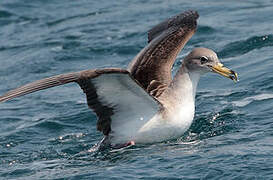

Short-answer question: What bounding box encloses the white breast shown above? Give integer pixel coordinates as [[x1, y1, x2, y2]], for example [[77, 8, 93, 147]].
[[112, 98, 194, 144]]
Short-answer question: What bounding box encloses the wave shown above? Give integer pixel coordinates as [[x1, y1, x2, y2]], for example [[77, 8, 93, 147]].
[[198, 25, 216, 34], [35, 120, 74, 130], [218, 35, 273, 58], [46, 10, 108, 27], [0, 10, 13, 18]]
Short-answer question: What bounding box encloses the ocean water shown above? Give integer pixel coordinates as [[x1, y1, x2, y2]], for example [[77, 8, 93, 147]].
[[0, 0, 273, 179]]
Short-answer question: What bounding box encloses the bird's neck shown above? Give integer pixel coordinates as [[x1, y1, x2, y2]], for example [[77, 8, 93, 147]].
[[169, 64, 200, 105], [158, 63, 200, 129]]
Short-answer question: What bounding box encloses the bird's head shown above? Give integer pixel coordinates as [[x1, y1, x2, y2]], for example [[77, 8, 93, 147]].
[[184, 47, 238, 82]]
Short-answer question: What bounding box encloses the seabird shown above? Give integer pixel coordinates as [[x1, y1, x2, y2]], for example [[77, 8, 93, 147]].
[[0, 10, 237, 148]]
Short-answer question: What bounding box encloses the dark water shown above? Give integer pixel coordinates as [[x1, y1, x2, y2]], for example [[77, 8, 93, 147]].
[[1, 0, 273, 179]]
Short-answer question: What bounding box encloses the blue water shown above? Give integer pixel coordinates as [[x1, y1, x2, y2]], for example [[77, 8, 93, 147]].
[[1, 0, 273, 179]]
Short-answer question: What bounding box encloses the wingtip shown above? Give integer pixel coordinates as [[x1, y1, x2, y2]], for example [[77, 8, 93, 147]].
[[147, 10, 199, 43], [0, 92, 23, 103], [174, 10, 199, 24], [0, 95, 11, 103], [0, 98, 6, 103], [186, 10, 199, 19]]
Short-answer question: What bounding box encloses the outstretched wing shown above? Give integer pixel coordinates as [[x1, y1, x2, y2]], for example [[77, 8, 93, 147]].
[[0, 68, 161, 136], [128, 10, 199, 96]]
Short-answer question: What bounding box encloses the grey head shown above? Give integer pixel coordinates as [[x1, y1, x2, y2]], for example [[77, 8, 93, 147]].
[[183, 47, 238, 81]]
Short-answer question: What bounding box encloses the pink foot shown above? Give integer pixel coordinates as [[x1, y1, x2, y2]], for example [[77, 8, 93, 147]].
[[127, 140, 135, 146], [112, 140, 135, 149]]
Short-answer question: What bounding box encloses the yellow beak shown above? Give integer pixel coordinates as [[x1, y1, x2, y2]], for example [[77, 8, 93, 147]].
[[211, 63, 238, 82]]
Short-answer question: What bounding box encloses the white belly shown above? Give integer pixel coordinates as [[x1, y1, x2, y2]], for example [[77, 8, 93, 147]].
[[137, 103, 195, 143], [110, 102, 195, 144]]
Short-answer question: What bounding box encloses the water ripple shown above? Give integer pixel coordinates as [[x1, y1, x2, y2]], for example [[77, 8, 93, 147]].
[[219, 35, 273, 58]]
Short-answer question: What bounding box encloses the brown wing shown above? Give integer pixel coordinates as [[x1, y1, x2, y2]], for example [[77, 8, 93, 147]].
[[128, 10, 199, 95], [0, 68, 161, 136]]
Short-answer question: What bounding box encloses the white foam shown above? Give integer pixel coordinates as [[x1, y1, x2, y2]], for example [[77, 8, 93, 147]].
[[51, 46, 63, 52], [233, 93, 273, 107]]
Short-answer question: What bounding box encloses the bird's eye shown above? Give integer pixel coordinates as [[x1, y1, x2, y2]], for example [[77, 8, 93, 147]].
[[200, 56, 209, 64]]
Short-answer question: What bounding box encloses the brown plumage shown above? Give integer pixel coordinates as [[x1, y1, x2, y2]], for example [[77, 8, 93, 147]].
[[129, 10, 198, 93]]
